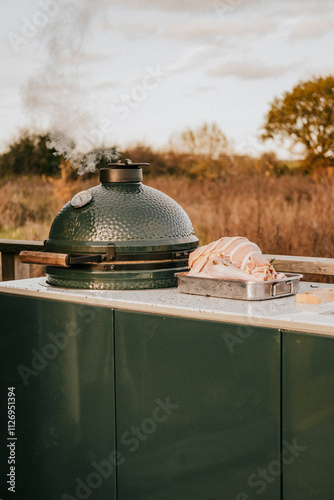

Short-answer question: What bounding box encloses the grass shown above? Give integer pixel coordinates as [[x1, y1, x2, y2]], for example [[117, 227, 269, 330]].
[[0, 173, 333, 281], [148, 174, 334, 258]]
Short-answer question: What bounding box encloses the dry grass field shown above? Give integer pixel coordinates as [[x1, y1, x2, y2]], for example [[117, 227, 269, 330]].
[[0, 172, 333, 270], [150, 174, 334, 258]]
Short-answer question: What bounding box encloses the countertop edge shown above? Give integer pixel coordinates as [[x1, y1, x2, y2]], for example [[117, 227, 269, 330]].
[[1, 283, 334, 337]]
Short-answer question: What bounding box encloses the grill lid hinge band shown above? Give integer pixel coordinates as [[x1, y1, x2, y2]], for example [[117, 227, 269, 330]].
[[106, 244, 116, 261]]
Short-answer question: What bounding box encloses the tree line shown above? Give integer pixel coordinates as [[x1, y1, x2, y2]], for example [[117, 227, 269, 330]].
[[0, 75, 333, 179]]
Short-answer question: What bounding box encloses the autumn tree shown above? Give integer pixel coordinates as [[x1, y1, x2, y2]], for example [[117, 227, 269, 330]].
[[0, 132, 61, 177], [168, 122, 235, 179], [260, 75, 334, 167], [169, 122, 229, 159]]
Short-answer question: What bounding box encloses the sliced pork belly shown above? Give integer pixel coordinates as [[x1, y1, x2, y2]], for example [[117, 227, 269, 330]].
[[188, 236, 285, 281]]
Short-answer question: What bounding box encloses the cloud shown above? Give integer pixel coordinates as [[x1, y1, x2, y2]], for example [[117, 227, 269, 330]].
[[209, 59, 295, 80], [282, 0, 333, 16], [165, 18, 246, 40], [299, 66, 334, 81], [104, 0, 220, 13], [60, 52, 110, 65], [291, 16, 334, 39], [92, 81, 118, 91], [165, 17, 277, 41], [167, 45, 220, 74], [100, 17, 158, 39], [104, 0, 331, 16]]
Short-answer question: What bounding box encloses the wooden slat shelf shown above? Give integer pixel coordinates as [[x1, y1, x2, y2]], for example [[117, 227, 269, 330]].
[[0, 239, 44, 253], [264, 255, 334, 276], [0, 240, 44, 281]]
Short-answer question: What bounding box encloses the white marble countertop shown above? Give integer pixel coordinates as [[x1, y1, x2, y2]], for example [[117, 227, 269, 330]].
[[0, 278, 334, 336]]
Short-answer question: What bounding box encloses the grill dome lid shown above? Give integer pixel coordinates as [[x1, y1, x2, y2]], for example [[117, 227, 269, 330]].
[[45, 159, 198, 255]]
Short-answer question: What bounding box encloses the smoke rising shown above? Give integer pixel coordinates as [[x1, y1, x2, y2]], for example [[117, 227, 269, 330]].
[[21, 0, 118, 174]]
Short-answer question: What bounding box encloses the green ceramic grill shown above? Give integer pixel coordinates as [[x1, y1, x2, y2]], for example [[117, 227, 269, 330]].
[[20, 160, 198, 289]]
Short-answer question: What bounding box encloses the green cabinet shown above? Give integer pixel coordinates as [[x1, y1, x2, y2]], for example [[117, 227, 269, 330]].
[[6, 293, 329, 499], [114, 311, 281, 500], [0, 294, 116, 500], [282, 331, 334, 499]]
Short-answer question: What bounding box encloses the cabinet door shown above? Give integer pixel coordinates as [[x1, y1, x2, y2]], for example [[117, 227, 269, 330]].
[[0, 294, 115, 500], [115, 311, 281, 500], [282, 331, 334, 500]]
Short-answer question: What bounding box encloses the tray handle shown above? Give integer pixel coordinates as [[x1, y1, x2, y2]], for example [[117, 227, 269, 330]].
[[272, 280, 293, 297]]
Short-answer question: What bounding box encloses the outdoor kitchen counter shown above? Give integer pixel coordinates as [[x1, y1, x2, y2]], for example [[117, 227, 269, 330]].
[[0, 277, 333, 336]]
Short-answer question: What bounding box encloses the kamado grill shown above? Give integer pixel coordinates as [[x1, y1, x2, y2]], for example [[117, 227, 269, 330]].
[[20, 159, 198, 289]]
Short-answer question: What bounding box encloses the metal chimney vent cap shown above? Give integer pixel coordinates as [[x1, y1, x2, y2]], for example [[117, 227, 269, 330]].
[[100, 159, 150, 183]]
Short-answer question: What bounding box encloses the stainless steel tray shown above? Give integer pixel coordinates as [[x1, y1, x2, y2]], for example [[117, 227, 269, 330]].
[[176, 272, 303, 301]]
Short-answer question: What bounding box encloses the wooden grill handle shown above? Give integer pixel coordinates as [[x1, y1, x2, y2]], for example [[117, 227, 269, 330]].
[[19, 251, 71, 267]]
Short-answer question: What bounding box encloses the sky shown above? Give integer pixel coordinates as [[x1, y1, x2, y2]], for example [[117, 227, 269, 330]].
[[0, 0, 334, 163]]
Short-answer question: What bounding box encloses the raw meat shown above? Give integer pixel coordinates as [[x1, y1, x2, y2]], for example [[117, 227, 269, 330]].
[[188, 236, 285, 281]]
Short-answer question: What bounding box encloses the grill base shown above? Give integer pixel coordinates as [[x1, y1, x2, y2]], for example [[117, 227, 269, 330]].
[[46, 266, 188, 290]]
